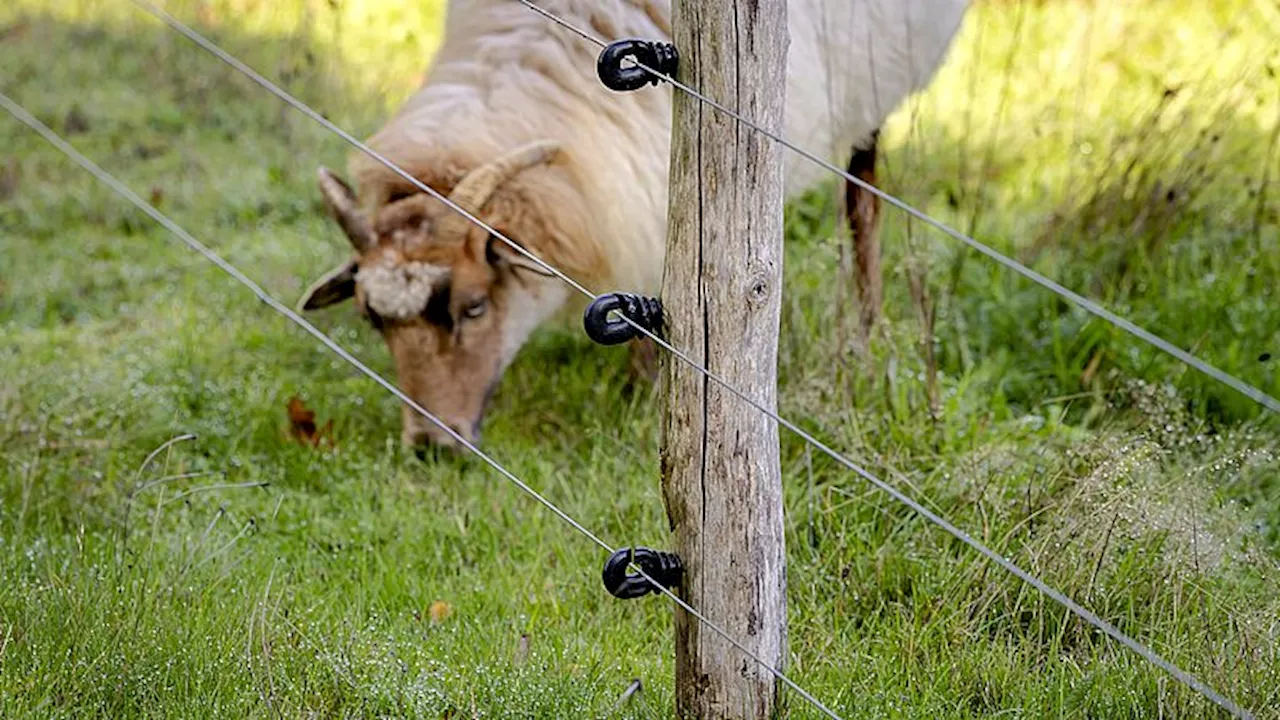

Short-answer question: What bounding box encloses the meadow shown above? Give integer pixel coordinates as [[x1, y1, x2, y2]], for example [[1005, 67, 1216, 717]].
[[2, 0, 1279, 717]]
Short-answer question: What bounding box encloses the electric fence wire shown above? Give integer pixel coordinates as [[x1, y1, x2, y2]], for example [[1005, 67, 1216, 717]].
[[521, 4, 1262, 715], [0, 88, 849, 720], [82, 2, 1265, 716], [516, 0, 1280, 417]]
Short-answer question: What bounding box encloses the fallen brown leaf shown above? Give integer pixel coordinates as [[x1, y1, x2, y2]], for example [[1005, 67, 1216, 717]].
[[428, 600, 452, 624], [285, 395, 334, 448], [428, 600, 451, 624]]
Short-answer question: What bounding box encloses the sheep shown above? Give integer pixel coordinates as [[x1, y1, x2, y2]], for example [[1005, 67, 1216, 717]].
[[298, 0, 969, 448]]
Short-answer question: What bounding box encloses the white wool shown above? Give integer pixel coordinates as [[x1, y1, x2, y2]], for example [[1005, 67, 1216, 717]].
[[354, 0, 968, 318], [359, 258, 448, 320], [359, 0, 968, 297], [784, 0, 970, 190]]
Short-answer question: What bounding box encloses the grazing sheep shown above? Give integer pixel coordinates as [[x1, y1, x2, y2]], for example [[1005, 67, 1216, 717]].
[[299, 0, 969, 448]]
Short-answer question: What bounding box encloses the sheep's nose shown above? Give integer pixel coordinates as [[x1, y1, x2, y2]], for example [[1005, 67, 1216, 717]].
[[403, 420, 480, 456]]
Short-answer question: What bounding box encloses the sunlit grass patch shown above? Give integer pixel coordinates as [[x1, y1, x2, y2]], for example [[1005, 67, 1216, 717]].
[[2, 0, 1278, 717]]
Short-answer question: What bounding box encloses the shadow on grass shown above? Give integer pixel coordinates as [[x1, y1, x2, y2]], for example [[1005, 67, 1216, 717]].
[[2, 6, 1280, 719]]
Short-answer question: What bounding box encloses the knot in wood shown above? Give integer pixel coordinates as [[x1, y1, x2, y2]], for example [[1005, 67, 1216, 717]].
[[745, 272, 773, 307]]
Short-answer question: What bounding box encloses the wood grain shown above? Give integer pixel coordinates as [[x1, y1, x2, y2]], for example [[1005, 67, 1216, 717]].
[[661, 1, 788, 717]]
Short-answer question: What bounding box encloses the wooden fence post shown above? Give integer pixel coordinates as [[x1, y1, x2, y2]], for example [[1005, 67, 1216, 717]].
[[660, 1, 788, 718]]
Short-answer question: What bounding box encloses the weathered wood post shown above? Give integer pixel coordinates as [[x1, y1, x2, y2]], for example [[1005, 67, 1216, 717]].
[[660, 1, 788, 718]]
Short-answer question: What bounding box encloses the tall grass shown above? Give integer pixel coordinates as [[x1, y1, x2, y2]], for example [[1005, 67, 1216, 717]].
[[1, 0, 1278, 717]]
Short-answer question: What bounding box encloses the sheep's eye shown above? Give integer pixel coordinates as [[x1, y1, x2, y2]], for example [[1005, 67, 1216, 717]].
[[462, 299, 488, 319]]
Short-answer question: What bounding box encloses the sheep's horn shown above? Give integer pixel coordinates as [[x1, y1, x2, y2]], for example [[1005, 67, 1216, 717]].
[[446, 140, 562, 215], [317, 167, 376, 252]]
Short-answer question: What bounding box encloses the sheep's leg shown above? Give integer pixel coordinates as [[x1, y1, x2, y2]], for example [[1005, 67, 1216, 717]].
[[845, 130, 883, 340]]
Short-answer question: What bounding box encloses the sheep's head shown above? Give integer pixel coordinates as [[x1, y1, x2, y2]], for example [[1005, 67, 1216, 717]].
[[298, 141, 569, 450]]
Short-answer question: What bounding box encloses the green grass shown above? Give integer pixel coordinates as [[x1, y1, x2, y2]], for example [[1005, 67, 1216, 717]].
[[2, 0, 1279, 717]]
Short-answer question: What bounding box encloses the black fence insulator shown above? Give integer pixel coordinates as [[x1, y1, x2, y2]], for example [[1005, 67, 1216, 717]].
[[583, 292, 663, 345], [596, 39, 679, 92], [602, 547, 683, 600]]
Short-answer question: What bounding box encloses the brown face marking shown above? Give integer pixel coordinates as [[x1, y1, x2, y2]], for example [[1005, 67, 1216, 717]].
[[347, 202, 511, 448], [300, 142, 581, 449]]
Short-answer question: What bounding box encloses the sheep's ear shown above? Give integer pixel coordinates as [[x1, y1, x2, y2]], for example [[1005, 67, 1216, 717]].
[[486, 235, 557, 279], [298, 260, 357, 311]]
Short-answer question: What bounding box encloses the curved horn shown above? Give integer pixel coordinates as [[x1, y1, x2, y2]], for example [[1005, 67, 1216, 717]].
[[447, 140, 562, 214], [318, 167, 376, 252]]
